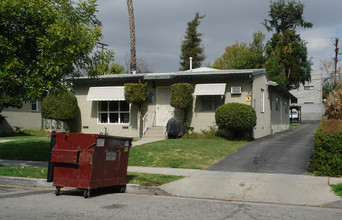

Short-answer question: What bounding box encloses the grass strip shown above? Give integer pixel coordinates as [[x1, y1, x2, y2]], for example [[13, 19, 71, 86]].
[[331, 183, 342, 197], [0, 166, 183, 186], [0, 138, 51, 161], [129, 139, 246, 169]]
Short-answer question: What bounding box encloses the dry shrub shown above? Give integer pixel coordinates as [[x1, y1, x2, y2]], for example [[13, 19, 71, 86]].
[[325, 83, 342, 119]]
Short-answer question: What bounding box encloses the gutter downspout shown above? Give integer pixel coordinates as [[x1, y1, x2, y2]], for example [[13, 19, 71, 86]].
[[250, 74, 254, 138]]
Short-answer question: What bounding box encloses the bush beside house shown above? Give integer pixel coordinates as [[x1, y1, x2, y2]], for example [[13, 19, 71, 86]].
[[215, 102, 256, 138], [313, 119, 342, 176], [170, 83, 194, 133], [124, 81, 148, 136], [41, 91, 79, 132]]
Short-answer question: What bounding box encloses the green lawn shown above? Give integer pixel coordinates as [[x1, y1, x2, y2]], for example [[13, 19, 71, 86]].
[[128, 139, 247, 169], [0, 138, 51, 161], [0, 136, 247, 169], [0, 166, 183, 186], [0, 134, 245, 186], [331, 183, 342, 197]]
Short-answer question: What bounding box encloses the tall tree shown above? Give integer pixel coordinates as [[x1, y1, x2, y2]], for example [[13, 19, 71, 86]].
[[126, 0, 136, 73], [79, 49, 124, 76], [212, 31, 266, 69], [320, 58, 342, 100], [264, 0, 313, 90], [0, 0, 102, 112], [179, 12, 206, 71]]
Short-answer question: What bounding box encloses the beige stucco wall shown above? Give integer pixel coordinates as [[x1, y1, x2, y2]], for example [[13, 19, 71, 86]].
[[1, 102, 42, 132], [190, 78, 253, 133], [252, 74, 272, 139], [75, 85, 139, 137]]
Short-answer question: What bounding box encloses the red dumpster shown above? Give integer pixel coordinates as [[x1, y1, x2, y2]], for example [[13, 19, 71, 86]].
[[50, 132, 132, 198]]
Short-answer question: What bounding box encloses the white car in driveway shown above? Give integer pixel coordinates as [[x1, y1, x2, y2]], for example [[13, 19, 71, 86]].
[[290, 111, 299, 122]]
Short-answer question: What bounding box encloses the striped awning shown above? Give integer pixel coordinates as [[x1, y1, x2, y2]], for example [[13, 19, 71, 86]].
[[86, 86, 125, 101], [194, 84, 226, 96]]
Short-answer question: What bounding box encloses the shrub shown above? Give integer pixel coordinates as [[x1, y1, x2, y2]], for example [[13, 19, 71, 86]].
[[170, 83, 193, 109], [41, 91, 79, 132], [182, 126, 222, 139], [124, 81, 148, 107], [124, 81, 148, 136], [215, 102, 256, 137], [325, 82, 342, 119], [313, 119, 342, 176], [170, 83, 194, 133]]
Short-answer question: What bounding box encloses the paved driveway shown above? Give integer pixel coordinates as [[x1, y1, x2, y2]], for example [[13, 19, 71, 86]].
[[209, 121, 320, 174]]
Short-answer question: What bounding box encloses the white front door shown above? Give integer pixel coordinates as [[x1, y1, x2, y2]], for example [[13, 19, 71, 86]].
[[156, 87, 174, 126]]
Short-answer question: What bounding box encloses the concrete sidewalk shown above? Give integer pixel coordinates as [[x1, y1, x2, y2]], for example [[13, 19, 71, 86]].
[[159, 170, 342, 207], [1, 159, 342, 207]]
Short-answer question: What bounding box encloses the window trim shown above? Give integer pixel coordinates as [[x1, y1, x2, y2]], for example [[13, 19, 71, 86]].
[[97, 101, 130, 124], [260, 89, 265, 113]]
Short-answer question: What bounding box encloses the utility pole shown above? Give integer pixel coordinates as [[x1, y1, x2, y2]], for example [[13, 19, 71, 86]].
[[334, 37, 339, 83], [97, 42, 108, 65]]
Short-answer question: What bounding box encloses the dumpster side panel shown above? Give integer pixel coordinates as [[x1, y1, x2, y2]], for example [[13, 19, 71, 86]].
[[52, 133, 132, 192], [89, 137, 132, 188], [52, 133, 98, 189]]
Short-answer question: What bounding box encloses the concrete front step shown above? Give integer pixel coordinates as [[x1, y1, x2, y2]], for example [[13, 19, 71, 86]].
[[143, 127, 165, 139]]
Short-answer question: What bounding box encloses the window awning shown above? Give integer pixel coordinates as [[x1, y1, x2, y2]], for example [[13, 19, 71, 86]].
[[86, 86, 125, 101], [194, 83, 226, 96]]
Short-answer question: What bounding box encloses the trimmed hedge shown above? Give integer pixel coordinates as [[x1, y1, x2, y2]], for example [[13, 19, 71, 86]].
[[41, 91, 79, 132], [313, 119, 342, 176], [215, 102, 256, 136], [170, 83, 194, 110], [124, 81, 148, 107]]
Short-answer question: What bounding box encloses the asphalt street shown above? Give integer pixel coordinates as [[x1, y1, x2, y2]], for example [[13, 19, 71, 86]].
[[209, 121, 320, 174], [1, 184, 342, 220]]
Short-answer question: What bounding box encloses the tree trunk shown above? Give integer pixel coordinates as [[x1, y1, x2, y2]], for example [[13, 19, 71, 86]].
[[137, 106, 141, 137], [126, 0, 136, 73]]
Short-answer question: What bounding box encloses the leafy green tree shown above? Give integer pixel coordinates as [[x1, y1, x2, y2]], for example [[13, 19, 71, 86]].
[[41, 91, 79, 132], [0, 0, 102, 112], [179, 12, 206, 71], [212, 31, 266, 69], [81, 49, 125, 76], [170, 83, 194, 133], [264, 0, 313, 90], [124, 81, 148, 136]]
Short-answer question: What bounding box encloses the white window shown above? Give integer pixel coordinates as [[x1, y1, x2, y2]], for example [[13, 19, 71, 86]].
[[31, 100, 38, 111], [275, 97, 280, 111], [98, 101, 130, 124], [260, 89, 264, 113], [201, 96, 224, 111], [304, 86, 314, 90]]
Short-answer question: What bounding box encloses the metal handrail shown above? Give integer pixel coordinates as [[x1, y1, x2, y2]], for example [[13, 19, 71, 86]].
[[142, 111, 156, 136]]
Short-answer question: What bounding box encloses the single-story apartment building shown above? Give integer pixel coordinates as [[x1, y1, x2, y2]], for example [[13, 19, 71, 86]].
[[72, 67, 296, 139]]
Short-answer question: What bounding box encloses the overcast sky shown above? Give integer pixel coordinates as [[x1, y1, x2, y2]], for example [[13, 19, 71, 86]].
[[95, 0, 342, 73]]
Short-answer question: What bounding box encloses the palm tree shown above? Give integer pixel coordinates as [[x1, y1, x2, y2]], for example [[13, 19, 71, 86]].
[[126, 0, 136, 74]]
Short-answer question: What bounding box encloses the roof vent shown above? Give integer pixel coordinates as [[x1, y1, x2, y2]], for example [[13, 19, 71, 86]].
[[231, 86, 241, 94]]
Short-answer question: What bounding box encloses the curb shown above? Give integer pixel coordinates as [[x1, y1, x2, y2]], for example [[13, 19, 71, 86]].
[[0, 176, 169, 196], [0, 176, 52, 188]]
